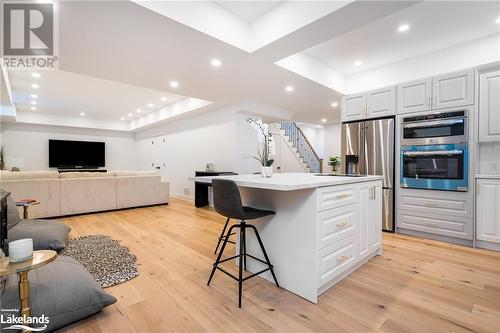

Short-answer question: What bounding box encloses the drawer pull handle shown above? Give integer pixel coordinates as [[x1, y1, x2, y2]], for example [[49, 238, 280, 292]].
[[424, 203, 439, 207], [425, 223, 438, 228], [337, 256, 348, 263], [336, 193, 350, 198], [336, 221, 349, 228]]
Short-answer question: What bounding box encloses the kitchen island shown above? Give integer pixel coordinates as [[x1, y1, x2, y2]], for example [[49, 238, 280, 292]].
[[194, 173, 383, 303]]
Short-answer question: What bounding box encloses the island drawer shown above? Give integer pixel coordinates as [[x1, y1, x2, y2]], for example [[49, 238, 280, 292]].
[[317, 184, 358, 212], [317, 234, 356, 287], [317, 203, 357, 249]]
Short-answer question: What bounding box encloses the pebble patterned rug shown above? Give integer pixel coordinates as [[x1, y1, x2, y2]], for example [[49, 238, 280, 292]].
[[61, 235, 139, 288]]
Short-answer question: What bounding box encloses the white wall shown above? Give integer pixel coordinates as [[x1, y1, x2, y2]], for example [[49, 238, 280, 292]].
[[323, 123, 342, 173], [0, 122, 138, 170]]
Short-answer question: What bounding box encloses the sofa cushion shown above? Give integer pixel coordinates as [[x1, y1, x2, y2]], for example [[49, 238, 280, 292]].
[[0, 171, 59, 180], [8, 219, 71, 250], [1, 256, 117, 332], [114, 170, 158, 177], [59, 172, 113, 179], [6, 195, 21, 230]]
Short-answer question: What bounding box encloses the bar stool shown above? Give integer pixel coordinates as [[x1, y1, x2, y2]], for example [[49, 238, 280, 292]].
[[207, 179, 279, 307], [213, 173, 238, 254]]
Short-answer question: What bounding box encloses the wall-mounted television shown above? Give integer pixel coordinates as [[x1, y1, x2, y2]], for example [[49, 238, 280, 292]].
[[49, 139, 105, 169]]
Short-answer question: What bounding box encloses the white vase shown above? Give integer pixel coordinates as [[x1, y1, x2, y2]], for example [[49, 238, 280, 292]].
[[261, 166, 273, 178]]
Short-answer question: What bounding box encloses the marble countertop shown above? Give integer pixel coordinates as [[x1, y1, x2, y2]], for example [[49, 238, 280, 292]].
[[193, 172, 383, 191]]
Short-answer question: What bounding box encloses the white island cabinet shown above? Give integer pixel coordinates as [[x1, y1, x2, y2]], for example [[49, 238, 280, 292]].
[[195, 173, 383, 303]]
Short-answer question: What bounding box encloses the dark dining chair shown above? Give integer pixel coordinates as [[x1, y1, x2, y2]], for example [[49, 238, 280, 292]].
[[207, 179, 279, 307]]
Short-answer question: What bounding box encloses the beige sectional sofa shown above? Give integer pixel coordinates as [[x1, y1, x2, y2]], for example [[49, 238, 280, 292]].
[[0, 170, 169, 218]]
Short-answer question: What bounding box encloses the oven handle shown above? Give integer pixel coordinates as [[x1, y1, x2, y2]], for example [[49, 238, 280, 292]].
[[402, 119, 464, 128], [403, 150, 463, 156]]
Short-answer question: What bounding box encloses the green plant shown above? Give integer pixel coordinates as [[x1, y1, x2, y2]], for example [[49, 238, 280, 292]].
[[247, 117, 274, 167], [328, 156, 340, 172]]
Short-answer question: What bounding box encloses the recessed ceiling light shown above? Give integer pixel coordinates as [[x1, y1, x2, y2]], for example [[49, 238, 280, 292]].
[[136, 109, 142, 113], [30, 101, 37, 105], [211, 59, 222, 67], [321, 118, 327, 123], [496, 16, 500, 24], [120, 117, 125, 121], [354, 60, 363, 67], [147, 103, 154, 108], [30, 107, 36, 111], [331, 102, 338, 107], [169, 81, 179, 88], [31, 72, 41, 78], [79, 112, 85, 116], [31, 84, 39, 89], [285, 85, 294, 92], [30, 94, 38, 98], [127, 113, 133, 117], [160, 96, 167, 101], [398, 24, 410, 32]]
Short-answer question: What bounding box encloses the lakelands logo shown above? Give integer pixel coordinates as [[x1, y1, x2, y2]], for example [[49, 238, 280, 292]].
[[1, 309, 49, 331], [1, 2, 58, 69]]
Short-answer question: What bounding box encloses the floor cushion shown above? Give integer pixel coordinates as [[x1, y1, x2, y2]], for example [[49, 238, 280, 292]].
[[1, 256, 117, 332], [8, 219, 71, 251]]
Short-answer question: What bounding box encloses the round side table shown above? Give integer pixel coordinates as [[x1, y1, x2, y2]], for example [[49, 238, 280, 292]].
[[15, 201, 40, 219], [0, 250, 57, 326]]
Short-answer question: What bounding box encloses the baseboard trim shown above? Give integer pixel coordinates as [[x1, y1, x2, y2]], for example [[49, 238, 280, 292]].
[[475, 240, 500, 252], [397, 228, 473, 247]]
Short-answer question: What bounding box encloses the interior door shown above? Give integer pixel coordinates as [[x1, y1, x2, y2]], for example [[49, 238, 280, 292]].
[[341, 122, 365, 174], [365, 118, 394, 188]]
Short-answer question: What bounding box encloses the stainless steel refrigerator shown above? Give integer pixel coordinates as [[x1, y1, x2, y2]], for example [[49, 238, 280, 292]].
[[341, 118, 395, 231]]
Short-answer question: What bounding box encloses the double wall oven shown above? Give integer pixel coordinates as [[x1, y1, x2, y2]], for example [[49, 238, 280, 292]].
[[400, 109, 469, 192]]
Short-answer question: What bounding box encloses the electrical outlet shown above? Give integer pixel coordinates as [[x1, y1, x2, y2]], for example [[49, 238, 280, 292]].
[[491, 162, 498, 171]]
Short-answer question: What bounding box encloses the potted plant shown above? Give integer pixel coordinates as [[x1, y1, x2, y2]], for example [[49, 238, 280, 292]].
[[247, 117, 274, 177], [328, 156, 341, 174]]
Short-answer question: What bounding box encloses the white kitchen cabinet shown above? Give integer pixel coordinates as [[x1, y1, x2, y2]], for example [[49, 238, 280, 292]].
[[358, 183, 382, 260], [366, 86, 396, 118], [476, 179, 500, 244], [432, 70, 474, 109], [342, 93, 366, 122], [397, 78, 432, 114], [479, 70, 500, 142]]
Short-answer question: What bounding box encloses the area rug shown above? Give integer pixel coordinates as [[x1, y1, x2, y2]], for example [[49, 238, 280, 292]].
[[61, 235, 139, 288]]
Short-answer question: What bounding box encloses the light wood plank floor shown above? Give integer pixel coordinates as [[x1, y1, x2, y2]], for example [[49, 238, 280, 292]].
[[56, 198, 500, 333]]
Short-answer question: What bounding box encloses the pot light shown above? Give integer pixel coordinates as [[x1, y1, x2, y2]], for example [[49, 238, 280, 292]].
[[79, 112, 85, 116], [127, 113, 133, 117], [398, 24, 410, 32], [211, 59, 221, 67], [31, 72, 41, 78], [136, 109, 142, 113], [30, 107, 36, 111], [30, 101, 37, 105], [160, 96, 167, 101], [354, 60, 363, 67], [30, 94, 38, 98], [331, 102, 338, 107], [285, 85, 294, 92], [120, 117, 125, 121], [147, 103, 154, 108], [31, 84, 39, 89], [321, 118, 327, 123], [169, 81, 179, 88], [496, 16, 500, 24]]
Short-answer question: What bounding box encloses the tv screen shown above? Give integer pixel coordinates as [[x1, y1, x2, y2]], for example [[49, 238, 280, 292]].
[[49, 139, 105, 168]]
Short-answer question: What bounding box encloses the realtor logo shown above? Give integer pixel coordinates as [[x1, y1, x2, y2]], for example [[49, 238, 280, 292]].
[[1, 2, 58, 69]]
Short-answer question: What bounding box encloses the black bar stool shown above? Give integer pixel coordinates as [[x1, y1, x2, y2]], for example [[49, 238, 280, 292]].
[[213, 173, 238, 254], [207, 179, 279, 307]]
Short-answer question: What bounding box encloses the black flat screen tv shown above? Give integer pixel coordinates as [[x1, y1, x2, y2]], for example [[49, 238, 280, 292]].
[[49, 139, 105, 169]]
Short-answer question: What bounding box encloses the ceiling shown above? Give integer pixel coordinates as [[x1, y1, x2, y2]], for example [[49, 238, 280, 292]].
[[213, 1, 283, 23], [304, 1, 500, 75], [9, 70, 184, 122]]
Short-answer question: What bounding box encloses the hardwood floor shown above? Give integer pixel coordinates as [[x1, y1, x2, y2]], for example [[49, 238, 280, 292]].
[[57, 198, 500, 333]]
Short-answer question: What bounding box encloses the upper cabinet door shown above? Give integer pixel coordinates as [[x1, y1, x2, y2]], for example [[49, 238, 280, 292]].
[[366, 86, 395, 119], [479, 70, 500, 142], [397, 78, 432, 114], [342, 93, 366, 122], [433, 69, 474, 109]]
